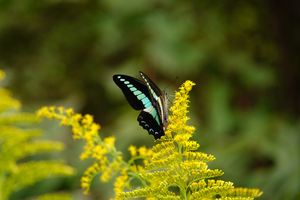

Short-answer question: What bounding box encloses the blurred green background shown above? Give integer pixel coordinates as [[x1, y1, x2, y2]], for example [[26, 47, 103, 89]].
[[1, 0, 299, 199]]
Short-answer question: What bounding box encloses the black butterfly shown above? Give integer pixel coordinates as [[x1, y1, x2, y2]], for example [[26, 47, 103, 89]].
[[113, 71, 169, 140]]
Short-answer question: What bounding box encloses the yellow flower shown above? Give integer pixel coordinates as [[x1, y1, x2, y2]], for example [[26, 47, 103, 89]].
[[137, 165, 145, 173], [99, 156, 109, 171], [60, 116, 71, 126], [71, 113, 82, 122], [100, 168, 113, 182], [89, 123, 101, 137], [128, 145, 137, 157], [113, 169, 129, 197], [57, 106, 64, 114], [81, 162, 101, 194], [65, 108, 74, 117], [82, 114, 94, 129], [92, 144, 107, 160], [130, 164, 137, 173], [138, 146, 147, 156], [72, 126, 82, 139], [37, 107, 52, 119], [104, 136, 116, 149]]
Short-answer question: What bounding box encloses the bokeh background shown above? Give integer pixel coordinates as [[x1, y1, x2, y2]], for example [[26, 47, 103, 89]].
[[1, 0, 299, 199]]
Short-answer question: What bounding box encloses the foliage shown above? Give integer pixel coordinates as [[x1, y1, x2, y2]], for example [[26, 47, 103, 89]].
[[37, 80, 262, 200], [0, 70, 75, 200], [1, 1, 299, 200]]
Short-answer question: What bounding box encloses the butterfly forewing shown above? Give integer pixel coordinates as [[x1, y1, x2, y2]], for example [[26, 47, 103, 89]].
[[139, 72, 163, 101], [113, 75, 152, 110]]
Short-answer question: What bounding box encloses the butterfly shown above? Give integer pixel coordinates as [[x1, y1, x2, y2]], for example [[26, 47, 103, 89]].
[[113, 71, 169, 140]]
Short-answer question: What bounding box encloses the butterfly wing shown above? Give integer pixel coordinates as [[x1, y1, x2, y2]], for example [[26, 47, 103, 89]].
[[113, 75, 152, 110], [138, 109, 164, 140], [139, 71, 169, 125], [113, 73, 168, 140]]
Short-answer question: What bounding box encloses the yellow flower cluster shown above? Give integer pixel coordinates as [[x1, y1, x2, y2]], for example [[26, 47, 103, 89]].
[[0, 87, 21, 112], [111, 169, 129, 200], [81, 162, 103, 193], [37, 106, 121, 194], [38, 107, 100, 138], [223, 187, 263, 198], [127, 145, 153, 166], [82, 146, 123, 193], [138, 146, 153, 157], [165, 80, 196, 142], [119, 80, 197, 199], [120, 80, 262, 199], [38, 106, 147, 197], [190, 180, 234, 200], [37, 106, 102, 160], [128, 145, 137, 156]]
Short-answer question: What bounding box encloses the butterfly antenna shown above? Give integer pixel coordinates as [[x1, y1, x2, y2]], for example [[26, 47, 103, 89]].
[[163, 76, 178, 91], [163, 76, 178, 109]]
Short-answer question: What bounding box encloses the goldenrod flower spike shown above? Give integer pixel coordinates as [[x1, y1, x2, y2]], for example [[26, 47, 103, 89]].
[[164, 80, 196, 141], [37, 105, 154, 196], [119, 80, 262, 200], [0, 70, 75, 200]]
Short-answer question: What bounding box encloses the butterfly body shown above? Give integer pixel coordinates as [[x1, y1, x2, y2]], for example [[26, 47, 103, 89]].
[[113, 72, 169, 140]]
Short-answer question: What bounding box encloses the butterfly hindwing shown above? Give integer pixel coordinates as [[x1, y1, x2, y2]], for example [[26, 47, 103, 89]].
[[113, 72, 168, 140], [138, 110, 164, 140]]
